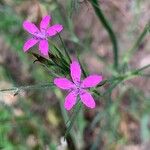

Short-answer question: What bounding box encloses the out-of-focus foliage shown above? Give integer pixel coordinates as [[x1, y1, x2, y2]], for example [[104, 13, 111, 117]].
[[0, 0, 150, 150]]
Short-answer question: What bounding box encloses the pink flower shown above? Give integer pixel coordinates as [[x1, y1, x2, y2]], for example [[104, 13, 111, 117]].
[[23, 15, 63, 56], [54, 61, 103, 110]]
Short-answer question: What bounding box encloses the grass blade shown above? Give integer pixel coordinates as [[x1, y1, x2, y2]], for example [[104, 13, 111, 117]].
[[64, 101, 82, 139], [123, 22, 150, 64], [58, 33, 72, 63], [90, 0, 119, 70]]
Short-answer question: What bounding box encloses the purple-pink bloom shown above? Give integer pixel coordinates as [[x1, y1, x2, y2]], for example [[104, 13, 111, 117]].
[[54, 61, 103, 110], [23, 15, 63, 56]]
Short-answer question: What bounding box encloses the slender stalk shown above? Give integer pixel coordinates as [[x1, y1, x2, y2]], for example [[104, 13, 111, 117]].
[[90, 0, 119, 70], [123, 22, 150, 64], [0, 117, 29, 123], [55, 89, 82, 150], [64, 101, 82, 139], [58, 33, 72, 63], [134, 64, 150, 73], [0, 83, 54, 93], [77, 56, 88, 78], [1, 64, 149, 94]]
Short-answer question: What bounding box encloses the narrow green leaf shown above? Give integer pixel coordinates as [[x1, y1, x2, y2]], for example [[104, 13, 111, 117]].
[[90, 0, 119, 70], [58, 33, 72, 63], [122, 22, 150, 64], [0, 83, 54, 93], [31, 53, 54, 67], [77, 57, 88, 78], [70, 0, 80, 16], [64, 101, 82, 139]]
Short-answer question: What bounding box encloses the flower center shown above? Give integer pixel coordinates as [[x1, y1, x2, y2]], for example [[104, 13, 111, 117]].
[[74, 81, 83, 94], [34, 30, 47, 40]]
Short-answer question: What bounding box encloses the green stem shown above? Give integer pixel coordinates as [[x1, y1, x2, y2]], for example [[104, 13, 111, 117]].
[[0, 117, 29, 123], [134, 64, 150, 73], [55, 89, 81, 150], [0, 83, 54, 93], [1, 64, 149, 94], [3, 64, 149, 93], [90, 0, 119, 70], [64, 101, 82, 139], [123, 22, 150, 64], [58, 33, 72, 63], [77, 57, 88, 78]]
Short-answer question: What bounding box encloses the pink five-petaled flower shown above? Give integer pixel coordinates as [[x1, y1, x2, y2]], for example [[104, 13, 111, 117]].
[[23, 15, 63, 56], [54, 61, 103, 110]]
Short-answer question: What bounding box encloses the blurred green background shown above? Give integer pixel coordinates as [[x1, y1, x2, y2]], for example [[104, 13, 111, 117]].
[[0, 0, 150, 150]]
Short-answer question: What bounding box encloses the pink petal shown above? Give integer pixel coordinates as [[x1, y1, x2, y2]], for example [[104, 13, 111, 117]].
[[81, 75, 103, 88], [40, 15, 51, 32], [47, 24, 63, 36], [80, 90, 95, 109], [23, 21, 40, 35], [39, 40, 49, 56], [23, 38, 38, 52], [70, 61, 81, 84], [64, 91, 77, 110], [54, 78, 74, 90]]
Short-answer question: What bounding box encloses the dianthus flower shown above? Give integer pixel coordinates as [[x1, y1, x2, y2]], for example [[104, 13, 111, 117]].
[[23, 15, 63, 55], [54, 61, 103, 110]]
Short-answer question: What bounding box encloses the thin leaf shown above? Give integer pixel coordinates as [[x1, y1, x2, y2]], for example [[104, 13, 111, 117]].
[[122, 22, 150, 64], [31, 53, 54, 67], [64, 101, 82, 139], [90, 0, 119, 70], [0, 83, 54, 93], [58, 33, 72, 63]]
